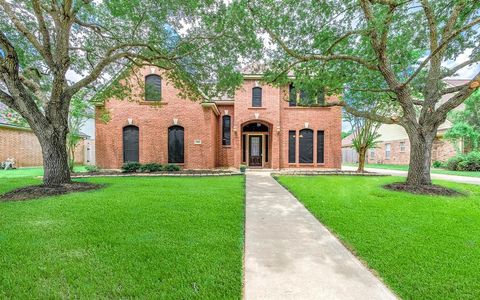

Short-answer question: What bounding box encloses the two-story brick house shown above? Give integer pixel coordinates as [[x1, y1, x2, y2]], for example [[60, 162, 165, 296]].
[[95, 67, 342, 170]]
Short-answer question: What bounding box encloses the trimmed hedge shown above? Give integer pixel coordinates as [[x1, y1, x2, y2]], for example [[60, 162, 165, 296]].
[[122, 162, 181, 173], [446, 152, 480, 171]]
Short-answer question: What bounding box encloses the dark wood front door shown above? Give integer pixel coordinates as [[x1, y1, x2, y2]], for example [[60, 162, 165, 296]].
[[249, 135, 262, 167]]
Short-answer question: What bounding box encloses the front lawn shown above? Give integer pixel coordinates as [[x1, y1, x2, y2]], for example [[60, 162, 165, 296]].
[[344, 163, 480, 178], [0, 176, 245, 299], [277, 175, 480, 299], [0, 165, 87, 179]]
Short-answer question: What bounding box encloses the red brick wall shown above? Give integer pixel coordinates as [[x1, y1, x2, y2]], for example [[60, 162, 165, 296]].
[[95, 68, 217, 169], [0, 126, 85, 167], [279, 87, 342, 169], [95, 68, 342, 170]]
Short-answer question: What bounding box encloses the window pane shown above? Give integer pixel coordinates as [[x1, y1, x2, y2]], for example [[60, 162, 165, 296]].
[[317, 130, 324, 163], [299, 129, 314, 163], [168, 126, 184, 163], [145, 75, 161, 101], [222, 116, 231, 145], [288, 130, 296, 163], [289, 84, 297, 107], [252, 87, 262, 107], [123, 126, 139, 162], [242, 134, 246, 162], [265, 135, 269, 162]]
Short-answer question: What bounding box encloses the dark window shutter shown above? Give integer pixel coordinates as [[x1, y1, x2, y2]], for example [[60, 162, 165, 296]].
[[317, 130, 324, 163], [299, 129, 314, 163], [252, 87, 262, 107], [288, 130, 296, 163], [123, 126, 139, 162], [222, 115, 231, 145], [168, 126, 184, 163], [289, 84, 296, 107], [145, 75, 162, 101]]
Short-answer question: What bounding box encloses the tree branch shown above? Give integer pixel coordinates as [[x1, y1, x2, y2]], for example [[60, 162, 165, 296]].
[[443, 56, 480, 78], [0, 85, 14, 106], [323, 99, 401, 124], [0, 0, 54, 68], [248, 4, 379, 71], [402, 15, 480, 87], [436, 73, 480, 116], [32, 0, 53, 60]]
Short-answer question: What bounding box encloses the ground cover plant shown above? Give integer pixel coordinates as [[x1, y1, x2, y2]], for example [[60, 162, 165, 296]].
[[277, 175, 480, 299], [344, 163, 480, 178], [0, 175, 245, 299]]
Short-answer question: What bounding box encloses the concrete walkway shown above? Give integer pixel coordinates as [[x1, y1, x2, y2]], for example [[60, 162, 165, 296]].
[[244, 171, 396, 300], [342, 165, 480, 185]]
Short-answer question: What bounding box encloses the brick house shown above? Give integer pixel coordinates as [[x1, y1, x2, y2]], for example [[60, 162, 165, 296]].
[[0, 103, 92, 167], [95, 67, 342, 170], [341, 79, 468, 165]]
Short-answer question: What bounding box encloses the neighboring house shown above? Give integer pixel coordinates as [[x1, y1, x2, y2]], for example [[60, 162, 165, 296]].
[[95, 67, 342, 170], [342, 79, 468, 165], [341, 133, 358, 164], [0, 103, 92, 167]]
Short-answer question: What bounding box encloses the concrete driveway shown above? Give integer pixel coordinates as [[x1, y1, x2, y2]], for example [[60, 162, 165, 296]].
[[342, 165, 480, 185]]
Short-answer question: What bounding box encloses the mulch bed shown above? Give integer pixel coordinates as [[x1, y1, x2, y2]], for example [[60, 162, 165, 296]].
[[384, 182, 465, 196], [0, 182, 104, 202]]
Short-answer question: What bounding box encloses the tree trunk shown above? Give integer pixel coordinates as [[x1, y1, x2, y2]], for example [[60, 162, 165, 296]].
[[37, 128, 71, 186], [357, 147, 367, 173], [406, 131, 435, 187]]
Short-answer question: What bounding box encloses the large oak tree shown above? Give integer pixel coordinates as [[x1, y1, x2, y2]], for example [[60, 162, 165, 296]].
[[0, 0, 247, 185], [241, 0, 480, 187]]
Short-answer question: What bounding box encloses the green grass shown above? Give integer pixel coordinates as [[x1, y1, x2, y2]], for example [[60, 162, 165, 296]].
[[0, 176, 245, 299], [344, 163, 480, 178], [0, 166, 87, 179], [277, 175, 480, 299]]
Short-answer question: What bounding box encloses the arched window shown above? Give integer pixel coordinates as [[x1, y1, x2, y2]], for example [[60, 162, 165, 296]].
[[145, 74, 162, 101], [252, 87, 262, 107], [299, 129, 313, 163], [168, 126, 184, 163], [222, 115, 231, 146], [123, 125, 139, 162]]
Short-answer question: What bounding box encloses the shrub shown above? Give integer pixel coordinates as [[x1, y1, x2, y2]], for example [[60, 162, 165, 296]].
[[446, 155, 464, 171], [85, 165, 99, 173], [240, 164, 247, 173], [122, 162, 142, 173], [446, 151, 480, 171], [139, 163, 163, 172], [432, 161, 443, 168], [164, 164, 180, 172], [460, 151, 480, 171]]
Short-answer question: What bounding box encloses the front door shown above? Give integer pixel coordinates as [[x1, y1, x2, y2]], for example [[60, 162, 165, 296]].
[[249, 135, 262, 167]]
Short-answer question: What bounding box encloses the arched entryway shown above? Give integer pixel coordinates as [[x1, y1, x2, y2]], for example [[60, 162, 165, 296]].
[[241, 121, 271, 168]]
